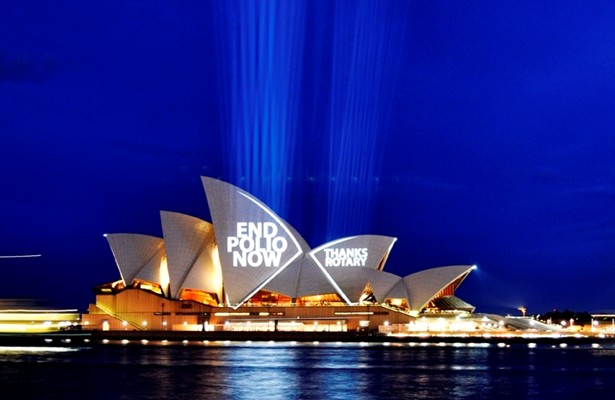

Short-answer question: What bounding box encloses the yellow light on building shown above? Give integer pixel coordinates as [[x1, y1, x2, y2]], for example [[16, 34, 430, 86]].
[[160, 256, 170, 295]]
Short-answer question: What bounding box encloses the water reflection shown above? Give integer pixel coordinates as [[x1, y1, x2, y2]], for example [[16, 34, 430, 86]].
[[1, 343, 615, 399]]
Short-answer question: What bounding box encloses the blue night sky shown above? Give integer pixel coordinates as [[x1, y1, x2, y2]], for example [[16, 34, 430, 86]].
[[1, 1, 614, 315]]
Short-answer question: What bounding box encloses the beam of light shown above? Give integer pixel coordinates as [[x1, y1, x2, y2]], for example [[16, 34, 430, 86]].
[[0, 254, 42, 259], [213, 0, 306, 218], [325, 1, 408, 240]]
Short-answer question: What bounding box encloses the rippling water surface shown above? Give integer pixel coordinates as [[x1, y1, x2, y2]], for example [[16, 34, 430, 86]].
[[1, 342, 615, 399]]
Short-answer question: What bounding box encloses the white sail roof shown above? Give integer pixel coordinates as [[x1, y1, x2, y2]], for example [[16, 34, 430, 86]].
[[102, 177, 477, 312], [104, 233, 167, 292], [202, 177, 304, 307], [402, 265, 476, 311], [160, 211, 222, 300]]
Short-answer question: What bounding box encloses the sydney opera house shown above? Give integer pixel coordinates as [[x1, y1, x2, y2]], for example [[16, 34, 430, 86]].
[[82, 177, 477, 333]]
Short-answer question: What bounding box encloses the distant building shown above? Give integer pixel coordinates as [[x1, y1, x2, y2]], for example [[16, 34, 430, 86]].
[[82, 177, 476, 332]]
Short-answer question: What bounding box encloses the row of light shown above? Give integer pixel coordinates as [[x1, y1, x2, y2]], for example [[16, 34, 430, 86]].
[[90, 339, 604, 349], [34, 336, 606, 350]]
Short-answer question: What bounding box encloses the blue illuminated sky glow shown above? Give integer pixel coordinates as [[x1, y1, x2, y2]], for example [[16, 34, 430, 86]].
[[1, 1, 615, 315]]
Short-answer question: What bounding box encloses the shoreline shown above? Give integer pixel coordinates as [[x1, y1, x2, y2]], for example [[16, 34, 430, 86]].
[[1, 330, 614, 347]]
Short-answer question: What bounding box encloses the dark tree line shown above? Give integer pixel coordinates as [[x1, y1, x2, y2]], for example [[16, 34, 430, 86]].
[[538, 309, 592, 325]]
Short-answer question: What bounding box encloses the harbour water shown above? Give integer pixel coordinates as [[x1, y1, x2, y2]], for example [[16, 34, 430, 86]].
[[1, 342, 614, 399]]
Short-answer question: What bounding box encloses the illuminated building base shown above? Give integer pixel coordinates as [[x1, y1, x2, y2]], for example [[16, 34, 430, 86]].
[[81, 288, 418, 333]]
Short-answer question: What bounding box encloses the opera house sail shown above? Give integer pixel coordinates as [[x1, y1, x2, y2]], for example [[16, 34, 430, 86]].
[[82, 177, 477, 333]]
